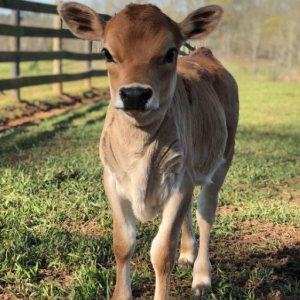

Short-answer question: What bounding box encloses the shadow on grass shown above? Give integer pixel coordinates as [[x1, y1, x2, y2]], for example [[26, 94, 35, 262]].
[[0, 222, 115, 299], [237, 125, 300, 144], [4, 88, 107, 115], [19, 94, 81, 111], [0, 101, 107, 158], [209, 242, 300, 300]]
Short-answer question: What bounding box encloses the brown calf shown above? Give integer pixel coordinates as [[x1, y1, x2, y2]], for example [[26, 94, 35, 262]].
[[58, 2, 239, 299]]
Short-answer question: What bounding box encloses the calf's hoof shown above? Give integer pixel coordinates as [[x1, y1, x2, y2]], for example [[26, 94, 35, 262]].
[[192, 284, 210, 299], [192, 273, 211, 299]]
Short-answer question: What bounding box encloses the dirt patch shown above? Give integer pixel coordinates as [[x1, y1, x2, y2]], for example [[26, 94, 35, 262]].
[[265, 184, 300, 205], [280, 186, 300, 205], [0, 270, 74, 300], [217, 204, 239, 214], [0, 292, 18, 300], [236, 220, 299, 249], [211, 221, 300, 300], [38, 269, 74, 288], [6, 154, 29, 165], [60, 219, 108, 239], [0, 89, 110, 132]]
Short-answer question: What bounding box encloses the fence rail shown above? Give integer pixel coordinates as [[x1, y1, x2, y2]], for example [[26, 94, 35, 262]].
[[0, 0, 193, 101], [0, 70, 107, 90], [0, 23, 76, 38], [0, 0, 57, 14], [0, 51, 105, 62], [0, 0, 110, 100]]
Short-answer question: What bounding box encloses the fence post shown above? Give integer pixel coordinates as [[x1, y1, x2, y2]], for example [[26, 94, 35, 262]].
[[53, 0, 62, 95], [10, 8, 21, 101], [85, 40, 92, 88]]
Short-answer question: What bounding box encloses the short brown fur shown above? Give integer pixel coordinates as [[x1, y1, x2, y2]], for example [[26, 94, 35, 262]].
[[58, 2, 239, 299]]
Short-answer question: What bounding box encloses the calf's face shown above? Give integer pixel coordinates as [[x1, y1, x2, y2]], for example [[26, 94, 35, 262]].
[[102, 4, 181, 113], [58, 2, 223, 119]]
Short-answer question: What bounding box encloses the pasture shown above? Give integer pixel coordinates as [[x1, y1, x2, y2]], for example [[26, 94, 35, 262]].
[[0, 64, 300, 299]]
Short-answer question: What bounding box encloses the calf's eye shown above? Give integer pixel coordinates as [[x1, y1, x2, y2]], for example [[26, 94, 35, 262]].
[[102, 48, 114, 63], [164, 48, 176, 63]]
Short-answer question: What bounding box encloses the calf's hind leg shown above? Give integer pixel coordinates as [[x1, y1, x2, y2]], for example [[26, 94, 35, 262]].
[[192, 159, 231, 298], [179, 202, 196, 265]]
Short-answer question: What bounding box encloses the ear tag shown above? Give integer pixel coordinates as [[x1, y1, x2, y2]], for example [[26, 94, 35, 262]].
[[188, 39, 207, 49]]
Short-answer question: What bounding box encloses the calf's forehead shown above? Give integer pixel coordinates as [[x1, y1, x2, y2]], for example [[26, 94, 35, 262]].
[[103, 4, 182, 55]]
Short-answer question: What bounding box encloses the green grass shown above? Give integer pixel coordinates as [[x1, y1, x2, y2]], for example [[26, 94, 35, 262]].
[[0, 68, 300, 299]]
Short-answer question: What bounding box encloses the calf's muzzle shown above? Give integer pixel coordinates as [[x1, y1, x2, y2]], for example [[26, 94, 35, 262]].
[[119, 86, 153, 110]]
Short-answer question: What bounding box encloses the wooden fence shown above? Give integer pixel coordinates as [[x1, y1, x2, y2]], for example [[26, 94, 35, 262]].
[[0, 0, 193, 101], [0, 0, 110, 101]]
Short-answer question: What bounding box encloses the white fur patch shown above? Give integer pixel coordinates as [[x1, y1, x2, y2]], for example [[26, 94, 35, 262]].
[[114, 95, 125, 109]]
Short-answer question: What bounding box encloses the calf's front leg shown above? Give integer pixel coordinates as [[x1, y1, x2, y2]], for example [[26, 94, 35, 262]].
[[104, 171, 136, 300], [151, 174, 193, 300]]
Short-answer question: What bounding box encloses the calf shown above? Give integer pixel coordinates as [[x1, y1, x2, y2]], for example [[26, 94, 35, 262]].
[[58, 2, 239, 299]]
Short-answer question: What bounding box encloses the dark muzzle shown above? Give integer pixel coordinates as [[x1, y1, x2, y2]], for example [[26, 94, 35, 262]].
[[119, 87, 153, 110]]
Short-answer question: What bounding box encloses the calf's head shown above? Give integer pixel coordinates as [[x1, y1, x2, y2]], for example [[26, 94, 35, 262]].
[[58, 2, 223, 119]]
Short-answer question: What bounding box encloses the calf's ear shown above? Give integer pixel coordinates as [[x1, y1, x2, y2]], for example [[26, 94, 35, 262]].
[[57, 2, 106, 40], [179, 5, 223, 41]]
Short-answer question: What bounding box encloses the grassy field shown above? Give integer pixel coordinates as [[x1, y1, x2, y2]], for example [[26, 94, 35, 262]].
[[0, 64, 300, 299]]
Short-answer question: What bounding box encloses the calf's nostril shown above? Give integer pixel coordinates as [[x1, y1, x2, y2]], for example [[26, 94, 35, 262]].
[[141, 88, 153, 103], [120, 88, 128, 101]]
